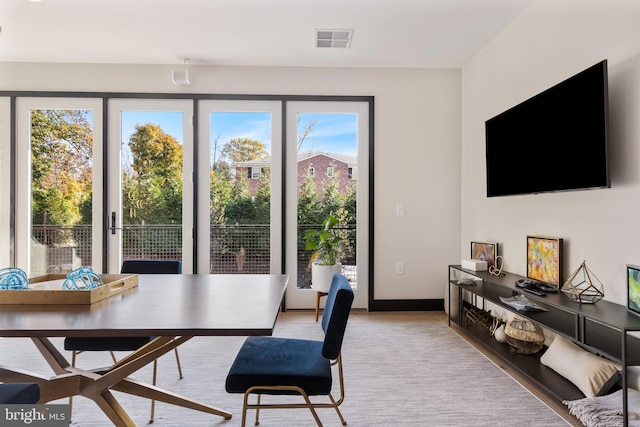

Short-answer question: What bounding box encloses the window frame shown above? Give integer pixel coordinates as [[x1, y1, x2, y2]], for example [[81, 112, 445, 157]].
[[1, 91, 374, 310]]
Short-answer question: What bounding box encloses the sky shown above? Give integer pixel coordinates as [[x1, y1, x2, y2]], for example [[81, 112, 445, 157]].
[[120, 111, 358, 157]]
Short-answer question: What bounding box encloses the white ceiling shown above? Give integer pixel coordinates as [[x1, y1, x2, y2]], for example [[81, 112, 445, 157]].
[[0, 0, 532, 68]]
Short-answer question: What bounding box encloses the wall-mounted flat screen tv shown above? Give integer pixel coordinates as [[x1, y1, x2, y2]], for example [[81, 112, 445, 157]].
[[485, 60, 610, 197]]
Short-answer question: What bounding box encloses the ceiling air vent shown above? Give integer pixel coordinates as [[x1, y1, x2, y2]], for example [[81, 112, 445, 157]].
[[315, 29, 353, 48]]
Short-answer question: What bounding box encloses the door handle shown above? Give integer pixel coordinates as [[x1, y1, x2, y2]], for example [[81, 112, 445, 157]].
[[110, 211, 122, 235]]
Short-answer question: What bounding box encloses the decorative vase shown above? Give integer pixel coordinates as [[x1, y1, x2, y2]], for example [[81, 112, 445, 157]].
[[311, 262, 342, 293], [494, 324, 507, 343]]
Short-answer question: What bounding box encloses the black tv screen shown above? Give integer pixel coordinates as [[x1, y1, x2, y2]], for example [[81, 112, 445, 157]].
[[485, 60, 610, 197]]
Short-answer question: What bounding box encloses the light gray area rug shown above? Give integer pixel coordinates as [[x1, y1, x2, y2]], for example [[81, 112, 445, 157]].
[[0, 312, 569, 426]]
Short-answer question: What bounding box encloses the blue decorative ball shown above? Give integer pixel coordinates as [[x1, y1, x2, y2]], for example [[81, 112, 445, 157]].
[[62, 267, 103, 290], [0, 268, 29, 290]]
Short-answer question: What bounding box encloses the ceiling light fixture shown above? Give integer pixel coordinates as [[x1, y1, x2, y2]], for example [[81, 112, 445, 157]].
[[315, 29, 353, 49]]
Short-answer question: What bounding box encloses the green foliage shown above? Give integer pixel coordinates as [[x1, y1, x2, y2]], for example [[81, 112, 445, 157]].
[[210, 168, 231, 225], [30, 111, 357, 263], [31, 187, 76, 225], [225, 175, 256, 223], [254, 169, 271, 222], [319, 164, 345, 220], [297, 174, 322, 225], [78, 192, 93, 225], [129, 124, 182, 180], [304, 215, 343, 265], [30, 109, 93, 226], [124, 124, 183, 225], [221, 137, 268, 162], [343, 180, 357, 224]]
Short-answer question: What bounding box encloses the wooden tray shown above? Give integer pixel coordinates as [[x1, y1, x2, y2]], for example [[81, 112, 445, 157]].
[[0, 274, 138, 305]]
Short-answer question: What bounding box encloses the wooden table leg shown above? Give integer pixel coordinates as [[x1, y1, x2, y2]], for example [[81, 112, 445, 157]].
[[315, 291, 328, 322], [0, 336, 233, 425]]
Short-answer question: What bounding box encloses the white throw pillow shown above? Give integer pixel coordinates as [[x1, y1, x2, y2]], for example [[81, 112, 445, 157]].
[[540, 335, 621, 398]]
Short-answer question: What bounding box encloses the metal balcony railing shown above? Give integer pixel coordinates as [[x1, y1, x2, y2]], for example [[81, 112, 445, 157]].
[[30, 223, 357, 287]]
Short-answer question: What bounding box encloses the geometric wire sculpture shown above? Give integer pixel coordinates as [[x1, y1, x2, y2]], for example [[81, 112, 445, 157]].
[[462, 305, 495, 331], [0, 267, 29, 290], [561, 260, 605, 304], [62, 267, 103, 290]]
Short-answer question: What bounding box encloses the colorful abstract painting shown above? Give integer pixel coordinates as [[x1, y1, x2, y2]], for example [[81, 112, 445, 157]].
[[527, 236, 562, 286], [628, 265, 640, 315], [471, 242, 498, 268]]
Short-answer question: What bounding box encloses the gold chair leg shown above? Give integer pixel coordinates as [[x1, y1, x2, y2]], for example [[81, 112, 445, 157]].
[[68, 350, 77, 421], [243, 388, 326, 427], [241, 392, 250, 427], [329, 393, 347, 425], [315, 291, 327, 322], [150, 359, 157, 423], [254, 394, 261, 425], [174, 348, 183, 379]]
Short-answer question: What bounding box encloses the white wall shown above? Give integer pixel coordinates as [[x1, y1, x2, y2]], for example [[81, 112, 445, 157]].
[[462, 0, 640, 306], [0, 63, 461, 302]]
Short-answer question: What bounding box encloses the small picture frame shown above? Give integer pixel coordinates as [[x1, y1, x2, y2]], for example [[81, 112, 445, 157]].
[[627, 265, 640, 316], [526, 235, 563, 287], [470, 241, 498, 268]]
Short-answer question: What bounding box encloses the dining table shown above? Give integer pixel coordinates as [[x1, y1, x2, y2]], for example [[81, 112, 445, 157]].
[[0, 273, 288, 426]]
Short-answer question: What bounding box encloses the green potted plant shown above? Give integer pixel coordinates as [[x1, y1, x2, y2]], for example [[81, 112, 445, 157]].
[[304, 215, 343, 292]]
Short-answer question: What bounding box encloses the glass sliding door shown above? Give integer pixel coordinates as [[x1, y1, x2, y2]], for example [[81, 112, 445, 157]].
[[286, 101, 369, 309], [0, 97, 11, 267], [15, 98, 103, 275], [108, 99, 194, 273], [197, 100, 282, 275]]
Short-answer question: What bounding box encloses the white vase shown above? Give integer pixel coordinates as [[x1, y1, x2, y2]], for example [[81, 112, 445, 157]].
[[311, 262, 342, 293], [494, 324, 507, 343]]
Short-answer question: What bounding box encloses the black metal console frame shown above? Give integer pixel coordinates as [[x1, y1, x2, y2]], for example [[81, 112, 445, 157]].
[[448, 265, 640, 426]]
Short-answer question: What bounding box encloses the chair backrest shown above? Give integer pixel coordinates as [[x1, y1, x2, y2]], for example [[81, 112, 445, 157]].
[[321, 274, 354, 360], [0, 382, 40, 404], [121, 260, 182, 274]]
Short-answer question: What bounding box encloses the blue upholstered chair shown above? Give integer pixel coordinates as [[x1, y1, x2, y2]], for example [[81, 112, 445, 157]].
[[64, 259, 183, 423], [226, 274, 354, 427], [0, 383, 40, 404]]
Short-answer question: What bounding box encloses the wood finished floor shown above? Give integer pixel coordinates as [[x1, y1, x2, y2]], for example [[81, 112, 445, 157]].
[[297, 309, 581, 427]]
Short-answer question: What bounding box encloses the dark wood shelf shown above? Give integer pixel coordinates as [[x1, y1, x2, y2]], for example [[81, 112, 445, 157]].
[[448, 264, 640, 421], [452, 315, 584, 401]]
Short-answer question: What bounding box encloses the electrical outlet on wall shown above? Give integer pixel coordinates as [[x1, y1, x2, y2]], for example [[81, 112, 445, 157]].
[[395, 262, 405, 274]]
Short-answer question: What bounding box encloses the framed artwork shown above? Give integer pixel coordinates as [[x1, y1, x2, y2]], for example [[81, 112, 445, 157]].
[[526, 236, 563, 287], [470, 241, 498, 268], [627, 265, 640, 316]]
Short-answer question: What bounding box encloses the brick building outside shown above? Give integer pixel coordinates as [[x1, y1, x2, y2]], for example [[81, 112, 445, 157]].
[[234, 151, 356, 199]]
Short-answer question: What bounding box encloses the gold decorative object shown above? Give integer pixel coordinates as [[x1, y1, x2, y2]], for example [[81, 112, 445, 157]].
[[463, 305, 495, 331], [489, 255, 504, 277], [561, 260, 605, 304], [504, 316, 545, 355]]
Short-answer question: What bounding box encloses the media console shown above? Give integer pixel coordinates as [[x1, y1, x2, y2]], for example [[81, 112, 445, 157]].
[[448, 265, 640, 425]]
